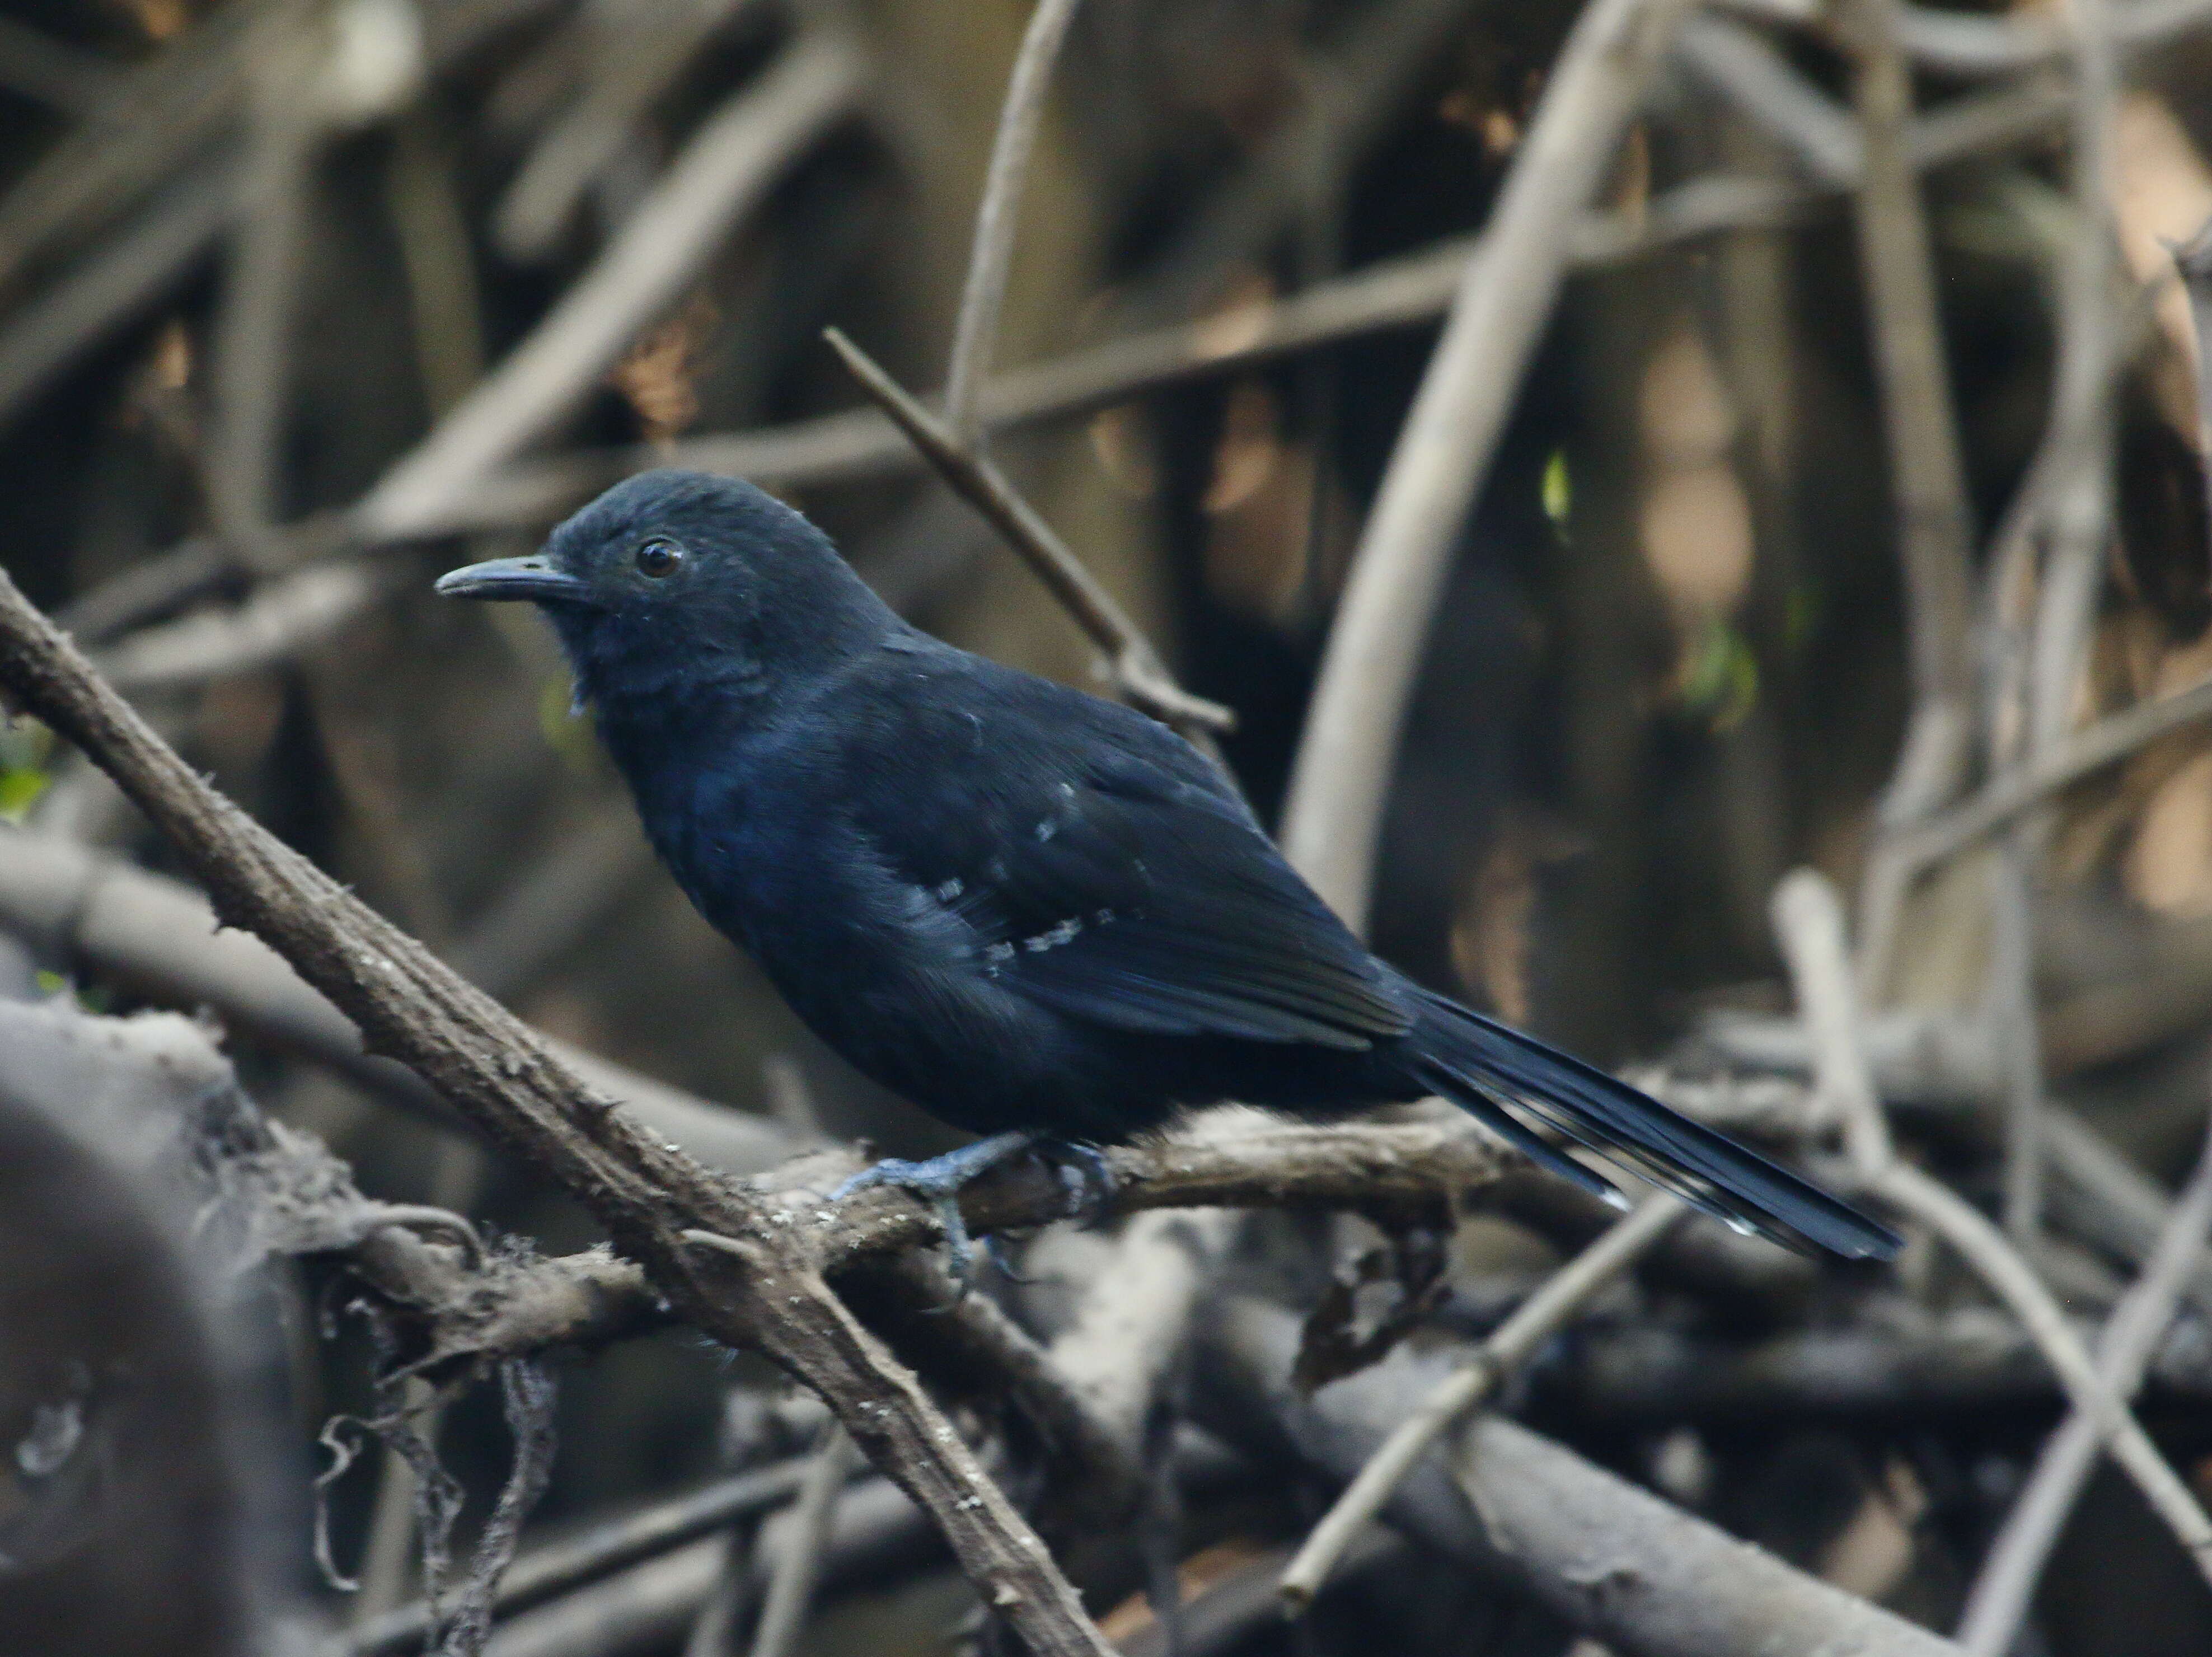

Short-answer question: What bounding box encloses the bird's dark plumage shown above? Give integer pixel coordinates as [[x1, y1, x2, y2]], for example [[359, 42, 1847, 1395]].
[[437, 470, 1898, 1262]]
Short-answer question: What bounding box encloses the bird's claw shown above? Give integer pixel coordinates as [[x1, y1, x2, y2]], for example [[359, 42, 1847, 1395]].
[[827, 1132, 1118, 1295], [1050, 1140, 1116, 1220], [828, 1132, 1042, 1294]]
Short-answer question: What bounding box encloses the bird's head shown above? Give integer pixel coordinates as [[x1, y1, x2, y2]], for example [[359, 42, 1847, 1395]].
[[435, 469, 894, 717]]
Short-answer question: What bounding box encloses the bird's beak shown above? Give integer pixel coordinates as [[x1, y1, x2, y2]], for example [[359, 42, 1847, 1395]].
[[434, 555, 594, 605]]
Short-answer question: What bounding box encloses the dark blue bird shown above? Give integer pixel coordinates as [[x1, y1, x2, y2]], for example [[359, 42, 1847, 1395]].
[[437, 470, 1898, 1267]]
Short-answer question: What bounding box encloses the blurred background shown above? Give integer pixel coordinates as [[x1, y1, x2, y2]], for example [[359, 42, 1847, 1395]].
[[7, 0, 2212, 1654]]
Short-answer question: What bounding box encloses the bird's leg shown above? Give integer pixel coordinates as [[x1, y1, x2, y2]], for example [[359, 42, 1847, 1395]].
[[829, 1130, 1043, 1285]]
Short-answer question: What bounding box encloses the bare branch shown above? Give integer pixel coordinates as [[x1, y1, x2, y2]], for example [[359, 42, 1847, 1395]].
[[1276, 1191, 1686, 1612], [1845, 0, 1978, 839], [822, 326, 1234, 738], [1878, 671, 2212, 886], [1201, 1297, 1965, 1657], [941, 0, 1084, 444], [357, 34, 862, 544], [1769, 870, 1891, 1172], [1957, 1110, 2212, 1656], [1773, 868, 2212, 1590], [1675, 15, 1861, 186], [1279, 0, 1695, 928], [746, 1425, 862, 1657], [1873, 1160, 2212, 1585]]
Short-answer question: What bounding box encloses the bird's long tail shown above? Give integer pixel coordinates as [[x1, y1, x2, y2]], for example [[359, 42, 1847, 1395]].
[[1405, 987, 1899, 1261]]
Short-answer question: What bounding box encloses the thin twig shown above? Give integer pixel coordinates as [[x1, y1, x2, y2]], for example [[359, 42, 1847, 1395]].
[[357, 34, 862, 544], [1773, 867, 2212, 1589], [1278, 0, 1696, 928], [940, 0, 1084, 444], [1675, 14, 1861, 186], [822, 326, 1233, 738], [1845, 0, 1978, 842], [745, 1425, 864, 1657], [1882, 670, 2212, 873], [1769, 871, 1892, 1173], [1988, 845, 2050, 1240], [1957, 1108, 2212, 1656], [1873, 1160, 2212, 1586], [1992, 0, 2121, 1243], [1276, 1191, 1687, 1613], [340, 1461, 817, 1657]]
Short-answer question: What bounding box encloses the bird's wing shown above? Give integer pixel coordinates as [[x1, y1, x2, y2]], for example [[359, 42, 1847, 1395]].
[[841, 666, 1412, 1051]]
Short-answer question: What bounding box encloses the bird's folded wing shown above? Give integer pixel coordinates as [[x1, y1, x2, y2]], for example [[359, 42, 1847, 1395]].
[[857, 729, 1411, 1051]]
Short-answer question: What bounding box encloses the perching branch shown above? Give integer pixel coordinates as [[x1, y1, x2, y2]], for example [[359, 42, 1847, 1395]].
[[0, 568, 1117, 1657]]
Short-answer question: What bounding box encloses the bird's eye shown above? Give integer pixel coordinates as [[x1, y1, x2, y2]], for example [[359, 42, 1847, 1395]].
[[634, 539, 685, 579]]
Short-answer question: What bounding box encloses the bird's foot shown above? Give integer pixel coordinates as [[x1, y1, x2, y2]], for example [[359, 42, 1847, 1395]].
[[829, 1131, 1042, 1288], [1045, 1139, 1116, 1221]]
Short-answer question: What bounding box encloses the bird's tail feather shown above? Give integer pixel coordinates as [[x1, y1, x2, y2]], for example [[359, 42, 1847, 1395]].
[[1409, 989, 1899, 1261]]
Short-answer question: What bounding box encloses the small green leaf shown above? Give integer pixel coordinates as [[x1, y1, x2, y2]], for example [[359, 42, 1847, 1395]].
[[1677, 619, 1760, 731], [1541, 449, 1572, 529], [0, 765, 48, 821]]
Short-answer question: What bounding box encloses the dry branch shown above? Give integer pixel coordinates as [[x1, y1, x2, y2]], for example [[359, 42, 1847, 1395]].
[[1200, 1297, 1965, 1657], [823, 326, 1234, 738], [1280, 0, 1695, 928], [1845, 0, 1978, 838], [1277, 1191, 1687, 1612], [940, 0, 1084, 444], [1957, 1111, 2212, 1655], [1773, 869, 2212, 1590]]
